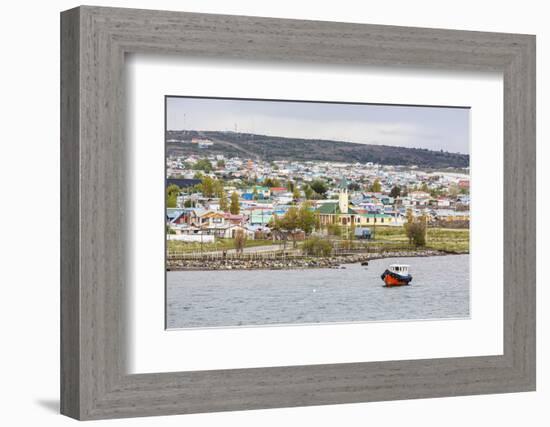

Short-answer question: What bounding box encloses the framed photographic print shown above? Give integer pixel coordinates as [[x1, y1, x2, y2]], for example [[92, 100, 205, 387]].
[[61, 6, 536, 420], [163, 96, 472, 329]]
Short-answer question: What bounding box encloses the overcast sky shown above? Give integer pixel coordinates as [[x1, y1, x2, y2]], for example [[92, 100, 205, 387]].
[[166, 96, 470, 154]]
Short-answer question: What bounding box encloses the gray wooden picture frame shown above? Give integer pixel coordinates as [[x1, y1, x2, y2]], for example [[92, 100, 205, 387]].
[[60, 5, 536, 420]]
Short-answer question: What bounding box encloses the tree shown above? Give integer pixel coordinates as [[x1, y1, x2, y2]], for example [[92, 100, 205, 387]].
[[286, 180, 295, 192], [389, 185, 401, 198], [281, 204, 317, 235], [219, 191, 229, 212], [270, 206, 300, 248], [200, 176, 215, 197], [405, 208, 414, 224], [406, 222, 427, 246], [420, 182, 430, 193], [314, 212, 321, 231], [230, 192, 240, 214], [370, 179, 382, 193], [213, 179, 225, 199], [167, 195, 177, 208], [193, 158, 213, 172], [310, 179, 328, 197], [166, 184, 180, 198], [216, 159, 225, 168], [327, 223, 342, 237], [269, 215, 287, 249], [347, 182, 361, 192], [233, 229, 247, 255], [281, 207, 300, 231], [303, 185, 314, 200], [430, 187, 444, 198], [183, 199, 193, 208], [292, 186, 301, 202], [404, 209, 427, 246], [166, 184, 180, 208], [264, 177, 281, 188], [297, 203, 317, 234]]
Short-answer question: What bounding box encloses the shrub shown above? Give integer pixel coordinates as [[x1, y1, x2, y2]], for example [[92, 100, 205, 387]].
[[327, 223, 342, 237], [406, 221, 427, 246], [233, 229, 247, 254], [339, 239, 355, 250], [302, 236, 333, 257]]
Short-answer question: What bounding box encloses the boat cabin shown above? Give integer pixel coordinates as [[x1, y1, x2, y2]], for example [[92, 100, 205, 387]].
[[389, 264, 410, 275]]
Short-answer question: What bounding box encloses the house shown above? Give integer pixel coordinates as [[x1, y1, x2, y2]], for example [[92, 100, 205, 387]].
[[191, 137, 213, 148], [250, 210, 273, 226], [436, 197, 452, 208], [409, 191, 431, 206], [379, 196, 395, 205], [223, 213, 246, 225], [270, 187, 288, 195], [219, 224, 255, 240], [458, 179, 470, 190], [355, 212, 403, 226], [251, 185, 271, 199], [396, 196, 414, 208], [198, 211, 227, 228], [247, 225, 271, 240], [433, 209, 470, 222], [271, 229, 305, 242], [166, 208, 205, 227], [272, 190, 294, 204], [277, 195, 294, 205], [204, 199, 221, 211], [166, 208, 186, 224], [457, 195, 470, 205]]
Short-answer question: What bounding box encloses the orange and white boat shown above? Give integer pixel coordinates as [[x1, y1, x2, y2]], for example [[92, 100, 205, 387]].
[[381, 264, 412, 287]]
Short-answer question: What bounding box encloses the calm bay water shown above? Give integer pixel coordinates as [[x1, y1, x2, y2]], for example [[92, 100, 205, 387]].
[[166, 254, 469, 329]]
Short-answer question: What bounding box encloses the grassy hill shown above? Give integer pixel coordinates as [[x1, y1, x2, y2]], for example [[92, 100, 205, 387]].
[[166, 130, 469, 168]]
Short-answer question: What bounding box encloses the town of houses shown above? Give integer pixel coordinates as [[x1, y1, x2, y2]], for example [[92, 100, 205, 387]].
[[166, 153, 470, 244]]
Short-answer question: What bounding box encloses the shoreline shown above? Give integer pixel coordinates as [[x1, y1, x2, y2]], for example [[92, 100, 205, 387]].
[[167, 250, 468, 272]]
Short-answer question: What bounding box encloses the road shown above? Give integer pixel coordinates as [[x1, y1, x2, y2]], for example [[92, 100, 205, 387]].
[[198, 131, 261, 160]]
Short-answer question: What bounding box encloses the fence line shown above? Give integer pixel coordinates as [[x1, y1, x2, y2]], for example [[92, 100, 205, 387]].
[[166, 249, 302, 261], [167, 243, 417, 261]]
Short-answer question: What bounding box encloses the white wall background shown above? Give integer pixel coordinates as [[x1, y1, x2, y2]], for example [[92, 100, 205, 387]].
[[0, 1, 546, 426]]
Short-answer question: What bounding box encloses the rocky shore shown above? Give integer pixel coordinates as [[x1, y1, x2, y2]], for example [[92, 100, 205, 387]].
[[167, 249, 454, 271]]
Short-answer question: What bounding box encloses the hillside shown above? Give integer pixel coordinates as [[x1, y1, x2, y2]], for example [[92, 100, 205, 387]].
[[166, 130, 469, 168]]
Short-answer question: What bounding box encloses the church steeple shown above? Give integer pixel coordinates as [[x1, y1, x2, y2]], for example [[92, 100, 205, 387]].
[[338, 177, 349, 213]]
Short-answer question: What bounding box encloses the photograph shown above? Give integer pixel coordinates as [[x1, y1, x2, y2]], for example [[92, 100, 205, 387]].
[[165, 96, 471, 329]]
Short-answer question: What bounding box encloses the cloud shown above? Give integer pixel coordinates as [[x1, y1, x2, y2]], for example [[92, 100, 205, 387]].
[[166, 98, 469, 153]]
